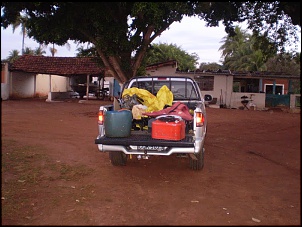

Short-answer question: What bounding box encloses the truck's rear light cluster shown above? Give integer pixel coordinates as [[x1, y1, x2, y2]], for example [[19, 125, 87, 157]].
[[195, 112, 204, 127], [98, 110, 104, 125]]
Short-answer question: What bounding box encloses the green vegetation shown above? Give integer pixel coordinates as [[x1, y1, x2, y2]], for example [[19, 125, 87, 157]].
[[1, 2, 300, 83]]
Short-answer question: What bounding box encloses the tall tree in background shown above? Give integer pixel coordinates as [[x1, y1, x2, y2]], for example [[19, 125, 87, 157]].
[[49, 43, 57, 57], [23, 47, 34, 55], [265, 52, 301, 94], [219, 26, 277, 71], [265, 52, 300, 76], [2, 2, 300, 83], [6, 49, 20, 63], [49, 42, 71, 57], [5, 46, 46, 63], [11, 15, 28, 55], [219, 26, 250, 70], [199, 62, 224, 71], [34, 46, 46, 56], [145, 42, 199, 71], [76, 45, 98, 57]]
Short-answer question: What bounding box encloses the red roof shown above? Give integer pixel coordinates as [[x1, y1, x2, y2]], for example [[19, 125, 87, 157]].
[[10, 55, 105, 76]]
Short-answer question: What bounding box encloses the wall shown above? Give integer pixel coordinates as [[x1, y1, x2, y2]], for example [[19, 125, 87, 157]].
[[146, 65, 176, 76], [1, 63, 9, 100], [202, 75, 233, 107], [8, 71, 70, 99], [230, 92, 266, 110], [290, 94, 301, 112], [11, 72, 36, 98], [36, 74, 70, 97]]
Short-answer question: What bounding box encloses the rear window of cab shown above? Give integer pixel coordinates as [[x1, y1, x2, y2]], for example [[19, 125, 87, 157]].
[[127, 77, 199, 99]]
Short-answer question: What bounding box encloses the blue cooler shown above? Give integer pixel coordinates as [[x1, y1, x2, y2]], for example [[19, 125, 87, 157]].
[[104, 110, 132, 137]]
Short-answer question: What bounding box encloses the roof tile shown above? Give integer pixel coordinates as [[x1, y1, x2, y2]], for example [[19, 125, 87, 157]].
[[10, 55, 104, 76]]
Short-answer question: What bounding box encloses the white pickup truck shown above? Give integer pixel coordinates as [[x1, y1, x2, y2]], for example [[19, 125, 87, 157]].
[[95, 76, 212, 170]]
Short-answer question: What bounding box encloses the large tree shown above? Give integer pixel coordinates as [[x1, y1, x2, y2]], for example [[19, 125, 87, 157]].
[[219, 26, 278, 71], [145, 42, 199, 71], [1, 2, 300, 83]]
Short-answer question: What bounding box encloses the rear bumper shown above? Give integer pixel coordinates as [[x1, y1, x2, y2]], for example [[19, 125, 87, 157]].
[[95, 134, 204, 156]]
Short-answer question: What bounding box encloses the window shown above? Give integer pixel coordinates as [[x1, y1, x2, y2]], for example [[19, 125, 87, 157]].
[[194, 76, 214, 91], [129, 79, 198, 99], [233, 81, 240, 92], [265, 84, 284, 95], [170, 81, 198, 99], [233, 78, 260, 93]]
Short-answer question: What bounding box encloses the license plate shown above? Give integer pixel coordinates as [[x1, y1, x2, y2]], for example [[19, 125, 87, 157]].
[[137, 146, 166, 151]]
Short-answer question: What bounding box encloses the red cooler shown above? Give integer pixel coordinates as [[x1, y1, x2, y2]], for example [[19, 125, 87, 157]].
[[151, 115, 185, 141]]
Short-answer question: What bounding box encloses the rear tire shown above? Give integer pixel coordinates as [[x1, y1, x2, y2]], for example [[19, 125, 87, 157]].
[[189, 148, 204, 170], [109, 152, 127, 166]]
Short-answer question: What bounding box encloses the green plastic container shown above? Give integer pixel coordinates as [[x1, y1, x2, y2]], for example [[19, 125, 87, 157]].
[[104, 110, 132, 137]]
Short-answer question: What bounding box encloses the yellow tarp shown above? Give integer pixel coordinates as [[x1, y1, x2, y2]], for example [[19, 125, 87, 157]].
[[122, 85, 173, 112]]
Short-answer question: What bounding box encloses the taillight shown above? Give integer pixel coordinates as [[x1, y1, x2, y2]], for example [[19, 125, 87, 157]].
[[98, 110, 104, 125], [195, 112, 204, 127]]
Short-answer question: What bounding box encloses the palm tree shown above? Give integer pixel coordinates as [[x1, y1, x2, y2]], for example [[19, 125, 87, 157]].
[[34, 45, 46, 56], [219, 26, 272, 71], [6, 50, 20, 63], [49, 43, 57, 57], [23, 47, 35, 55], [219, 26, 249, 59], [49, 42, 71, 57], [76, 45, 98, 57], [12, 15, 28, 55]]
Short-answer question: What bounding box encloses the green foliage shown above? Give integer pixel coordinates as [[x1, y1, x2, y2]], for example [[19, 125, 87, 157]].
[[34, 46, 46, 56], [199, 62, 224, 71], [219, 26, 279, 71], [23, 47, 34, 55], [145, 42, 199, 71], [265, 52, 301, 76], [12, 15, 28, 54], [1, 2, 300, 83], [6, 49, 20, 63], [76, 45, 98, 57], [6, 46, 46, 63]]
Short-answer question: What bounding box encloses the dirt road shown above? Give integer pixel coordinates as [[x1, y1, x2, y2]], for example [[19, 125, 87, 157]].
[[1, 99, 300, 225]]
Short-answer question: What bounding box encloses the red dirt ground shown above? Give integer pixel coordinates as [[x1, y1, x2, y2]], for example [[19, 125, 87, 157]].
[[1, 99, 300, 226]]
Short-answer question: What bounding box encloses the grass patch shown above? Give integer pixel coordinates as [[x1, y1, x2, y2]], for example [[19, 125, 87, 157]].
[[2, 139, 48, 221], [58, 163, 91, 181], [1, 138, 95, 225], [2, 139, 47, 183]]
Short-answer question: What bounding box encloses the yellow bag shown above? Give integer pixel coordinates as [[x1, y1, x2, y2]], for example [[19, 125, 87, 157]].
[[122, 85, 173, 112], [156, 85, 173, 111], [122, 87, 156, 107]]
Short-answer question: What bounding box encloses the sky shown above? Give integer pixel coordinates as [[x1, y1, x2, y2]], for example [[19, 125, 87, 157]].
[[1, 16, 301, 65]]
